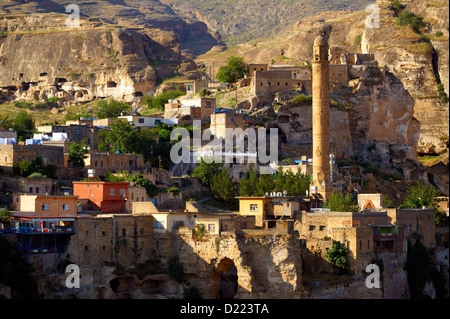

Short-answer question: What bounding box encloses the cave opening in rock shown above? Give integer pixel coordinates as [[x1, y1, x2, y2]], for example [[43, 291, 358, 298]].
[[109, 278, 120, 293], [217, 258, 238, 299], [107, 81, 118, 88]]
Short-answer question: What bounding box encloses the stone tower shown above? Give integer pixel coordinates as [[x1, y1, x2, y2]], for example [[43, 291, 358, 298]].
[[310, 31, 333, 200]]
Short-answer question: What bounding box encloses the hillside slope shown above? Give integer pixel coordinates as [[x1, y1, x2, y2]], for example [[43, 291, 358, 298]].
[[197, 0, 449, 158], [160, 0, 374, 45], [0, 0, 221, 54]]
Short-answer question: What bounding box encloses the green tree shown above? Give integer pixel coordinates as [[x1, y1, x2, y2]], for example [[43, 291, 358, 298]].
[[0, 207, 13, 224], [158, 129, 171, 142], [397, 10, 426, 33], [325, 241, 349, 273], [192, 158, 222, 188], [325, 192, 360, 212], [143, 91, 185, 111], [216, 56, 248, 83], [382, 193, 396, 208], [238, 167, 258, 196], [210, 167, 236, 207], [0, 114, 14, 130], [105, 171, 161, 198], [96, 99, 131, 119], [399, 182, 440, 209], [399, 182, 444, 226], [13, 110, 35, 140], [389, 0, 405, 13], [68, 142, 89, 170], [255, 174, 276, 196], [13, 157, 57, 179], [199, 88, 210, 97], [129, 174, 160, 198], [98, 120, 141, 154]]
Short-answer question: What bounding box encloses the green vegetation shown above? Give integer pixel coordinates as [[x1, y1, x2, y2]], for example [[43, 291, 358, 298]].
[[0, 110, 36, 141], [69, 71, 81, 81], [13, 97, 58, 111], [325, 241, 349, 274], [382, 194, 396, 208], [0, 207, 13, 224], [143, 90, 185, 111], [199, 88, 211, 97], [404, 235, 447, 298], [97, 121, 184, 169], [105, 171, 160, 198], [194, 223, 206, 239], [398, 181, 441, 210], [354, 34, 363, 47], [238, 167, 311, 197], [396, 10, 427, 33], [290, 95, 312, 106], [216, 56, 248, 83], [13, 110, 35, 131], [210, 167, 236, 206], [389, 0, 405, 13], [325, 192, 359, 212], [192, 158, 222, 188], [13, 157, 57, 179], [68, 142, 89, 170], [96, 99, 131, 119], [64, 110, 91, 122], [438, 83, 449, 104], [399, 181, 447, 226]]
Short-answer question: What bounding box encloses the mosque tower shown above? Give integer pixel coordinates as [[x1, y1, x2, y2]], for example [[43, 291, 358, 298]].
[[310, 31, 333, 200]]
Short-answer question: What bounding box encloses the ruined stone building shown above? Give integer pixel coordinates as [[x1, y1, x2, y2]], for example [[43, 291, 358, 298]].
[[83, 151, 150, 177], [0, 144, 64, 175]]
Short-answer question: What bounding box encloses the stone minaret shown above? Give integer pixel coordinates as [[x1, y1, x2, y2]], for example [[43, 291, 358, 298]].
[[310, 31, 333, 200]]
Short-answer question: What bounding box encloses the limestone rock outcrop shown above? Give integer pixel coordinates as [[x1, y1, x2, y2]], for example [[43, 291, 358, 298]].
[[267, 67, 419, 167], [0, 15, 179, 104], [215, 0, 449, 157]]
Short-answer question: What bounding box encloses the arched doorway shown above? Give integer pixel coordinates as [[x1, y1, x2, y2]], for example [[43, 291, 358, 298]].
[[216, 258, 238, 299]]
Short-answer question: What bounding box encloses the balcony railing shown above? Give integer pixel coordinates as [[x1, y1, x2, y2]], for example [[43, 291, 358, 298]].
[[1, 226, 76, 234]]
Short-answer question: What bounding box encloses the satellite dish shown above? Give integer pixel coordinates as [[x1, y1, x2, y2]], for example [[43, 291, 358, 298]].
[[168, 99, 173, 103], [130, 182, 135, 186], [283, 190, 288, 196], [265, 192, 269, 196], [277, 192, 282, 197]]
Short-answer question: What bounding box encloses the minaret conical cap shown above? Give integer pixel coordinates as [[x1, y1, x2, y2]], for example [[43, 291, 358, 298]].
[[314, 35, 328, 47]]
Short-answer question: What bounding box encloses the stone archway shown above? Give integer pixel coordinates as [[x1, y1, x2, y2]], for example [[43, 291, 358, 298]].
[[216, 258, 238, 299]]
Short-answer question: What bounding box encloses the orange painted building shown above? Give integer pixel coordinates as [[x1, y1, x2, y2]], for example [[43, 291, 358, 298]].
[[14, 194, 78, 218], [73, 181, 129, 214]]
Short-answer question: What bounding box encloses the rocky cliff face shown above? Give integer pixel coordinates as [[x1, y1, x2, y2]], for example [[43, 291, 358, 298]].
[[361, 0, 449, 156], [160, 0, 373, 45], [207, 0, 449, 158], [0, 14, 183, 104], [267, 67, 420, 170], [0, 0, 220, 55]]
